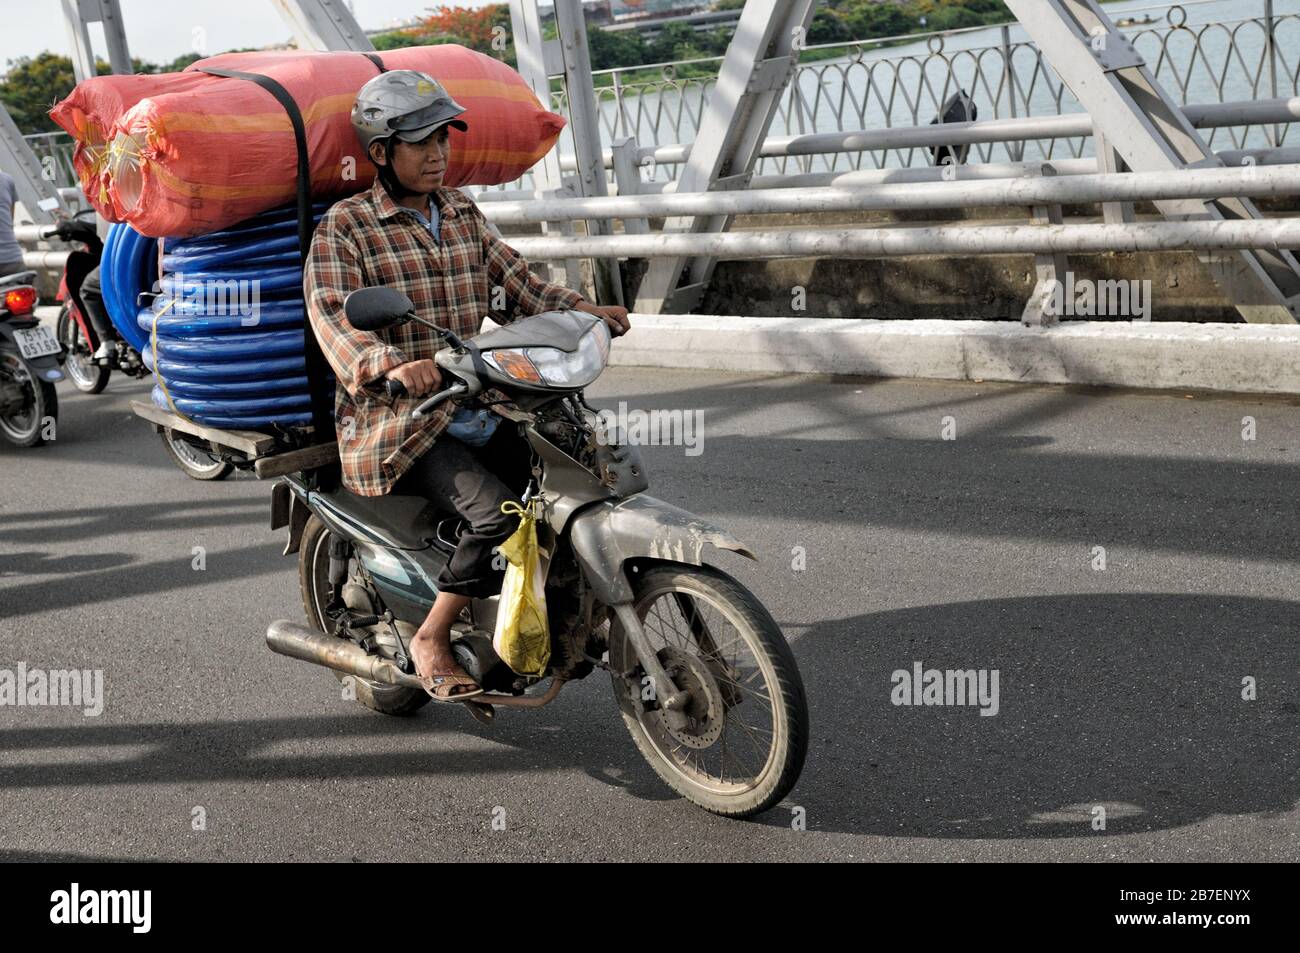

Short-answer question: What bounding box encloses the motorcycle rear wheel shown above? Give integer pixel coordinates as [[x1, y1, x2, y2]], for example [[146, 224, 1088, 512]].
[[609, 563, 809, 819], [299, 515, 430, 717], [55, 304, 110, 394], [159, 429, 234, 481], [0, 352, 57, 447]]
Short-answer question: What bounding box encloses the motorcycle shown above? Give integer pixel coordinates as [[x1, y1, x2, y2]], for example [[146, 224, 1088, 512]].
[[46, 211, 231, 481], [266, 287, 809, 818], [0, 270, 62, 447], [46, 210, 147, 395]]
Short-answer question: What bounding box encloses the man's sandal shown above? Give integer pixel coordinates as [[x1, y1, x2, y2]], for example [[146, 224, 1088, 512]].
[[420, 671, 485, 703]]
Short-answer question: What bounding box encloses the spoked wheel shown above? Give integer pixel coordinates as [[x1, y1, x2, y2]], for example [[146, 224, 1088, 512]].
[[609, 564, 809, 818], [0, 351, 58, 448], [55, 305, 109, 394], [159, 428, 233, 481], [299, 515, 430, 716]]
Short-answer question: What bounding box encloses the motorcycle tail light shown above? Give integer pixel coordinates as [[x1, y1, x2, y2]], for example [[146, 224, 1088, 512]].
[[4, 287, 36, 315]]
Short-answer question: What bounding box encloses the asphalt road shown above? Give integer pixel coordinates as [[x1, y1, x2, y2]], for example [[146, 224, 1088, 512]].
[[2, 366, 1298, 862]]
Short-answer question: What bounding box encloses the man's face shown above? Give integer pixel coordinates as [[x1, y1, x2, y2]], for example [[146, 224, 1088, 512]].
[[371, 126, 451, 192]]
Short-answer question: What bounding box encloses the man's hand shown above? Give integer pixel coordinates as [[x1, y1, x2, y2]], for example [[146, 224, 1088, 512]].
[[385, 359, 441, 397], [575, 301, 631, 337]]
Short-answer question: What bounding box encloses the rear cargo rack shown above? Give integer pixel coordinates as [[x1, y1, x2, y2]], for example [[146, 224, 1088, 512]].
[[130, 400, 338, 478]]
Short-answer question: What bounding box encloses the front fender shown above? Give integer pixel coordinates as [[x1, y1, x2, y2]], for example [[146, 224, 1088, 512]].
[[564, 494, 755, 604]]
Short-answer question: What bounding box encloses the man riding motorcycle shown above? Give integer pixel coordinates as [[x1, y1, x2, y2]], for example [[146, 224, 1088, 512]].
[[304, 70, 630, 702]]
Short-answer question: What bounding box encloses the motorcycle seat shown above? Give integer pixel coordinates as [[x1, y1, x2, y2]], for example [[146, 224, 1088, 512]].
[[315, 481, 464, 553], [0, 271, 38, 288]]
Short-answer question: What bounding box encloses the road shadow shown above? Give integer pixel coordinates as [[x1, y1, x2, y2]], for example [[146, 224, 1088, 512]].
[[776, 591, 1300, 837], [0, 497, 267, 547], [0, 540, 284, 620], [2, 591, 1295, 838]]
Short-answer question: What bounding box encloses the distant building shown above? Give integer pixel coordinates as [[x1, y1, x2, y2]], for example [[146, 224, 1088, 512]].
[[584, 1, 614, 25], [610, 0, 711, 23]]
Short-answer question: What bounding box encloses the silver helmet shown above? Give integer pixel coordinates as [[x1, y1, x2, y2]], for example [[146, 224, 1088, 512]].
[[351, 69, 467, 153]]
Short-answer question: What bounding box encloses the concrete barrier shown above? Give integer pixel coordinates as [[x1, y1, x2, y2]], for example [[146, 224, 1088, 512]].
[[611, 316, 1300, 395], [40, 302, 1297, 396]]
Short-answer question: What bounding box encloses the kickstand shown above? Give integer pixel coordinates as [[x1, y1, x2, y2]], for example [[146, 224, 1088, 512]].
[[464, 701, 495, 724]]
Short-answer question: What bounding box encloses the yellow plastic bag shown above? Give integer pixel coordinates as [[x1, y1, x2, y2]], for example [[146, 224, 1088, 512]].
[[493, 500, 550, 676]]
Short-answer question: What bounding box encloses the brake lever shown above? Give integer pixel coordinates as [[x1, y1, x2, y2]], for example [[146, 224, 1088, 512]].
[[413, 382, 469, 419]]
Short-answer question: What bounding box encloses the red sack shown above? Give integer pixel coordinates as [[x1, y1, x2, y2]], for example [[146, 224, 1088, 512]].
[[52, 45, 565, 238], [48, 72, 210, 218]]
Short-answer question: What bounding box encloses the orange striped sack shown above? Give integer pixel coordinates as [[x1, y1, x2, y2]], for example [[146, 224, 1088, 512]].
[[102, 46, 565, 238]]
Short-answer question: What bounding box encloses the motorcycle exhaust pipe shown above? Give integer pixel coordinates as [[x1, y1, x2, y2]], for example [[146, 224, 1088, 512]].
[[265, 619, 425, 690], [265, 620, 568, 709]]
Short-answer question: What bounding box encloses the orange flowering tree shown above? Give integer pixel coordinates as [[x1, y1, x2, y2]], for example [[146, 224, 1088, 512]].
[[409, 5, 511, 55]]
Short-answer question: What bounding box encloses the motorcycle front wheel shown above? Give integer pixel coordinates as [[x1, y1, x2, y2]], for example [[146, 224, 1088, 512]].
[[55, 304, 110, 394], [609, 564, 809, 819]]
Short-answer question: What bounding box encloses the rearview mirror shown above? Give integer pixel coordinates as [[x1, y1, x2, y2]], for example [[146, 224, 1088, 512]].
[[344, 287, 414, 332]]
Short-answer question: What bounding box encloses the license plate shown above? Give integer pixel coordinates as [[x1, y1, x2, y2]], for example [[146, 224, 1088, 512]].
[[14, 325, 60, 360]]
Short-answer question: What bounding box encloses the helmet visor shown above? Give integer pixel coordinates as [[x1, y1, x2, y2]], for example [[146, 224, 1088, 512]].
[[390, 98, 468, 140]]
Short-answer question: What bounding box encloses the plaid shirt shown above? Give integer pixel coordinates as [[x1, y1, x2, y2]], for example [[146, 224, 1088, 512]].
[[305, 178, 583, 496]]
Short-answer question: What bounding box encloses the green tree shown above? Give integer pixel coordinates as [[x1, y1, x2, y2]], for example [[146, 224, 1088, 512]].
[[372, 30, 432, 50], [647, 23, 707, 63], [925, 5, 987, 30], [842, 2, 922, 40], [588, 27, 646, 71], [1, 52, 80, 134], [161, 52, 203, 71], [808, 9, 852, 44]]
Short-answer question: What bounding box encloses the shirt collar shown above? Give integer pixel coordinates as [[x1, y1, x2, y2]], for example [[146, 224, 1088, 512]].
[[369, 177, 467, 223]]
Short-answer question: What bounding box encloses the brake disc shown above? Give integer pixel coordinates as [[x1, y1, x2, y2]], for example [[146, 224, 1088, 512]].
[[654, 646, 725, 749]]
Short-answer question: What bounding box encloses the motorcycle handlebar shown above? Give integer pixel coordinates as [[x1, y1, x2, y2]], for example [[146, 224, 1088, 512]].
[[370, 374, 470, 418]]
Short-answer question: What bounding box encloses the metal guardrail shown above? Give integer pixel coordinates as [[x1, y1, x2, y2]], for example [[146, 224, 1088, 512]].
[[504, 217, 1300, 261], [482, 164, 1300, 224], [612, 1, 1299, 166], [469, 0, 1300, 194], [549, 95, 1300, 172], [485, 162, 1300, 261]]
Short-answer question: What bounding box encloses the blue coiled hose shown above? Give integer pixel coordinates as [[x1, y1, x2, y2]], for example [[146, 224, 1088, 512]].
[[161, 233, 302, 271], [135, 201, 335, 429], [139, 300, 306, 335], [147, 329, 305, 363], [102, 224, 158, 355], [143, 350, 308, 381], [162, 375, 310, 399]]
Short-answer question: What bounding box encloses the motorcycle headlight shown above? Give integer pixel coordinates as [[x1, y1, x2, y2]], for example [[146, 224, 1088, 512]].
[[484, 320, 610, 388]]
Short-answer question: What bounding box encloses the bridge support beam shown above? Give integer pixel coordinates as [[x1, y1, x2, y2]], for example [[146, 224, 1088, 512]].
[[633, 0, 820, 314], [1005, 0, 1300, 324]]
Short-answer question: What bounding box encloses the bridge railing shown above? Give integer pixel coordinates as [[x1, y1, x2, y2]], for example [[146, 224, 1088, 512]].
[[466, 95, 1300, 203], [479, 162, 1300, 324], [478, 0, 1300, 195]]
